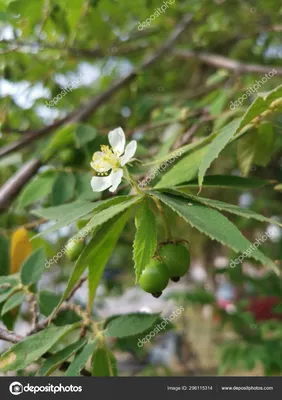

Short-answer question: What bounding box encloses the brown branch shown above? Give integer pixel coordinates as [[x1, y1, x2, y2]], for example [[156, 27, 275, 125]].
[[29, 294, 39, 329], [0, 327, 23, 344], [174, 50, 282, 75], [65, 276, 87, 302], [0, 158, 42, 212]]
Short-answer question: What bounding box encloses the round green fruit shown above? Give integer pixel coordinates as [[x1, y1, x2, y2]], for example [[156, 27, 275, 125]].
[[65, 238, 85, 261], [138, 259, 169, 297], [59, 149, 76, 165], [159, 243, 190, 280]]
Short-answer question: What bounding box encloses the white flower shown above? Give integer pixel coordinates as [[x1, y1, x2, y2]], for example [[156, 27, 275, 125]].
[[90, 127, 137, 192]]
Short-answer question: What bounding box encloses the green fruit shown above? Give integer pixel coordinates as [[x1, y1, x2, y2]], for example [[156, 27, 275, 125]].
[[65, 238, 85, 261], [59, 149, 76, 165], [159, 243, 190, 280], [138, 259, 169, 297]]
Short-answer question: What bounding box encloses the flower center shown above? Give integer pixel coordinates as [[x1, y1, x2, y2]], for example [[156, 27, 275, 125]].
[[92, 145, 120, 173]]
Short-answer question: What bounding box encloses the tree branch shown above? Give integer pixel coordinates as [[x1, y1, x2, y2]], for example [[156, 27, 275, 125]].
[[0, 327, 23, 344], [0, 158, 42, 212], [174, 50, 282, 75]]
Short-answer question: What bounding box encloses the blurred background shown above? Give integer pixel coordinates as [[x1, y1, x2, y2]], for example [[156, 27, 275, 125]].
[[1, 0, 282, 376]]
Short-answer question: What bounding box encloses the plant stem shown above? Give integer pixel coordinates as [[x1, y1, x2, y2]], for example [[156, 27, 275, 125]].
[[123, 166, 143, 195], [153, 197, 171, 240]]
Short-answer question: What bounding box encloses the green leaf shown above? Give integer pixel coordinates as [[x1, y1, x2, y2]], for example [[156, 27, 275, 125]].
[[75, 172, 98, 200], [0, 324, 78, 372], [20, 248, 45, 285], [0, 276, 19, 303], [87, 209, 132, 310], [155, 146, 208, 188], [178, 175, 270, 190], [144, 131, 217, 167], [0, 288, 15, 304], [51, 207, 133, 318], [1, 292, 25, 315], [238, 84, 282, 129], [38, 338, 87, 376], [51, 171, 76, 206], [133, 199, 157, 282], [0, 275, 19, 286], [151, 191, 279, 273], [33, 199, 95, 221], [66, 340, 97, 376], [198, 85, 282, 187], [79, 196, 140, 241], [172, 190, 282, 227], [18, 171, 56, 208], [43, 124, 76, 160], [91, 344, 117, 376], [33, 196, 133, 238], [106, 313, 160, 338], [39, 291, 60, 316], [198, 118, 241, 188], [75, 124, 97, 147], [254, 123, 274, 167], [0, 235, 9, 276], [237, 130, 256, 176], [209, 91, 228, 116]]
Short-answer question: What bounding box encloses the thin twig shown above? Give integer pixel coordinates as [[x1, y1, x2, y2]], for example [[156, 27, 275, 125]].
[[0, 327, 23, 344], [174, 50, 282, 75], [29, 294, 39, 329], [65, 277, 87, 302]]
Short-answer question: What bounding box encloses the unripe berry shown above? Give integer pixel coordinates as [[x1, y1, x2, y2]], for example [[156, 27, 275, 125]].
[[138, 258, 169, 297], [65, 238, 85, 261], [159, 242, 190, 281], [59, 149, 76, 165]]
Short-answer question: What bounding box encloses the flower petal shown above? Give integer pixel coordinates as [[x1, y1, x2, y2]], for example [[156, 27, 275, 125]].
[[91, 174, 112, 192], [90, 152, 112, 173], [120, 140, 137, 166], [108, 127, 125, 155], [109, 168, 123, 192]]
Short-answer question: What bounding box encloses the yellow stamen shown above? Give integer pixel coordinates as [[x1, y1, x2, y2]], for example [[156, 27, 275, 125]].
[[92, 144, 120, 172]]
